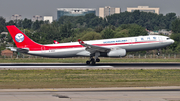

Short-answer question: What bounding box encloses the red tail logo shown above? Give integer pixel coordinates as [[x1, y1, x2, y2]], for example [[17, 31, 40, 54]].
[[6, 25, 42, 49], [15, 33, 24, 43]]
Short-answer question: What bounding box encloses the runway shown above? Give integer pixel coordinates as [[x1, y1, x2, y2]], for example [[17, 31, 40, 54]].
[[0, 87, 180, 101], [0, 63, 180, 69], [1, 64, 180, 101]]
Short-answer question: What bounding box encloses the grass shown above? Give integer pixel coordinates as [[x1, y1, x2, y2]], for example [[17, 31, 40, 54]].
[[0, 58, 180, 63], [0, 69, 180, 89]]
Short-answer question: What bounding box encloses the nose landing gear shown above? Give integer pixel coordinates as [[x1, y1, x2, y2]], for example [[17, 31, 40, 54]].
[[157, 49, 160, 56]]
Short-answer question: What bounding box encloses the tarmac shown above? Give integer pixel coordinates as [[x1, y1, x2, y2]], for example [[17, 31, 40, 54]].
[[0, 87, 180, 101], [1, 63, 180, 101], [0, 63, 180, 70]]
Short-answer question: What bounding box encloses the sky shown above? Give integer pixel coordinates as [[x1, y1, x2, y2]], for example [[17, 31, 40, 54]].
[[0, 0, 180, 21]]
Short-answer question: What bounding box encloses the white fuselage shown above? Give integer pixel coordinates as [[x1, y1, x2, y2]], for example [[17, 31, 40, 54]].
[[28, 35, 174, 58]]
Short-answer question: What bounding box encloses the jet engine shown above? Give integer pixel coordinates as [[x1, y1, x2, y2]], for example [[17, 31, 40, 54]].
[[107, 49, 126, 57]]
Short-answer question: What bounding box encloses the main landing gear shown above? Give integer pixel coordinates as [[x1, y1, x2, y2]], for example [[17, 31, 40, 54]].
[[86, 52, 101, 65], [86, 57, 100, 65]]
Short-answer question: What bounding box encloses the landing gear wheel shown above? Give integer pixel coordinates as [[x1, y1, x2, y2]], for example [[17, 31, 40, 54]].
[[86, 61, 90, 65], [96, 58, 100, 62], [86, 57, 97, 65], [90, 58, 96, 65], [91, 61, 96, 65], [90, 58, 95, 62]]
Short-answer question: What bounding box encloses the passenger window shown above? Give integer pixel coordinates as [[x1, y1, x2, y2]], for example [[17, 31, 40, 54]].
[[141, 38, 144, 40], [147, 37, 150, 40], [135, 38, 137, 41], [153, 37, 156, 39]]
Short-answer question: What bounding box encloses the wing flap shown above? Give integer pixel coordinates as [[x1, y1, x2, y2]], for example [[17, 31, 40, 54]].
[[78, 39, 110, 53]]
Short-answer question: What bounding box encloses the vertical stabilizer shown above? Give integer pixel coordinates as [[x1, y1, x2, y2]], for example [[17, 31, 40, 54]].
[[6, 25, 42, 49]]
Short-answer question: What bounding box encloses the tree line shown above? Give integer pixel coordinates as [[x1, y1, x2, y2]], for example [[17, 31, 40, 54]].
[[0, 11, 180, 54]]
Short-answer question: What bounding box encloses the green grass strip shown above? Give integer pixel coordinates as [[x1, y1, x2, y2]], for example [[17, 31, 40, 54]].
[[0, 69, 180, 89]]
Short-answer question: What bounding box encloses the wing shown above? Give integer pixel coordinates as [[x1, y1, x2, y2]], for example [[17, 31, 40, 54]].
[[78, 39, 111, 53]]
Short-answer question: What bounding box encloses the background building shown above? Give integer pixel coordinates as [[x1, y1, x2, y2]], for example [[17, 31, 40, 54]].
[[32, 15, 43, 22], [57, 8, 96, 20], [99, 6, 120, 18], [1, 49, 13, 57], [127, 6, 160, 14], [44, 16, 53, 23], [147, 29, 172, 36], [11, 14, 22, 21]]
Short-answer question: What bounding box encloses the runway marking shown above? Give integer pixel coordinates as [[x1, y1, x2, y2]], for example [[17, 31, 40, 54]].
[[45, 89, 58, 91], [0, 66, 113, 68]]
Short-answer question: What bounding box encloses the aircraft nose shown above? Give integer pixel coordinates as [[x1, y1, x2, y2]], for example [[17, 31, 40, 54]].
[[171, 39, 174, 43]]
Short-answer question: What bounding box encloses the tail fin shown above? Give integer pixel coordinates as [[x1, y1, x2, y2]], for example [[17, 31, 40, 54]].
[[6, 25, 41, 49]]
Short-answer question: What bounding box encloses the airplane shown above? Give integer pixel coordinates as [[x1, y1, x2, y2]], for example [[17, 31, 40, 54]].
[[6, 25, 174, 65], [53, 40, 59, 44]]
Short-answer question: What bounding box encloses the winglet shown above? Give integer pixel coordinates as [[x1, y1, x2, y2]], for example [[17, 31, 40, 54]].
[[53, 40, 59, 44], [78, 39, 84, 44]]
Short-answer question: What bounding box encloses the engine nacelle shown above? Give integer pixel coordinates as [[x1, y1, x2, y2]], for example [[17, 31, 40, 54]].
[[107, 49, 126, 57]]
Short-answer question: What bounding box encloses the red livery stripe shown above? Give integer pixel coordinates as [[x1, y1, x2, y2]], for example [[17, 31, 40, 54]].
[[6, 25, 160, 51]]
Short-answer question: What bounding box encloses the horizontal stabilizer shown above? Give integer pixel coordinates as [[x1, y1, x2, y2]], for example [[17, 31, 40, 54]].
[[17, 48, 29, 53], [7, 47, 17, 52], [7, 47, 29, 53]]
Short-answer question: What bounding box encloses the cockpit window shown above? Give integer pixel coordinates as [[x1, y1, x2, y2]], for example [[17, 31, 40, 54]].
[[167, 38, 170, 40]]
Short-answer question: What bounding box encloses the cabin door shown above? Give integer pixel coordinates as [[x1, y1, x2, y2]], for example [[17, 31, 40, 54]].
[[129, 39, 133, 46], [158, 37, 163, 43], [41, 47, 46, 53]]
